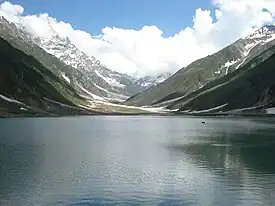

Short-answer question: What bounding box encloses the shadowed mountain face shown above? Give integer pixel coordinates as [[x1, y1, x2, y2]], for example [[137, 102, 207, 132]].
[[0, 16, 100, 116], [0, 34, 96, 117], [173, 48, 275, 113], [124, 26, 275, 114]]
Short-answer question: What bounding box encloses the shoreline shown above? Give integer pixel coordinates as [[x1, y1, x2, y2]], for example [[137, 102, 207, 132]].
[[1, 110, 275, 119]]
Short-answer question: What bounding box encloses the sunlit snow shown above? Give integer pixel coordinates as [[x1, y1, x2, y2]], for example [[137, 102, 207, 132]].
[[0, 94, 24, 105]]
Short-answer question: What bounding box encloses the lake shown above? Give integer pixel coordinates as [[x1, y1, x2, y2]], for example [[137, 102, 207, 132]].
[[0, 116, 275, 205]]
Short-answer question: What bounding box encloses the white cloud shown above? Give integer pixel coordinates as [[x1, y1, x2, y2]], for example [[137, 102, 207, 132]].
[[0, 0, 275, 77]]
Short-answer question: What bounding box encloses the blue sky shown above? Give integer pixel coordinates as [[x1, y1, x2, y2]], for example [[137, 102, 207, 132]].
[[9, 0, 214, 37]]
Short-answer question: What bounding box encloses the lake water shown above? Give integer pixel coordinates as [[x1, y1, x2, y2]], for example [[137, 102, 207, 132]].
[[0, 116, 275, 206]]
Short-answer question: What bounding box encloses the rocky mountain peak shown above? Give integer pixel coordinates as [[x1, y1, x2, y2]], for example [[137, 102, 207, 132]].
[[245, 25, 275, 41]]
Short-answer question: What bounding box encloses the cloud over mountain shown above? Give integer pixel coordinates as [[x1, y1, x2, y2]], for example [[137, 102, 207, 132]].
[[0, 0, 274, 76]]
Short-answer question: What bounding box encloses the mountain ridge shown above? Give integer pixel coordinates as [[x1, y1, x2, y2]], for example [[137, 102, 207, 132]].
[[0, 34, 98, 117], [0, 16, 170, 116], [124, 25, 275, 108], [0, 14, 171, 102], [33, 30, 171, 101], [174, 44, 275, 115]]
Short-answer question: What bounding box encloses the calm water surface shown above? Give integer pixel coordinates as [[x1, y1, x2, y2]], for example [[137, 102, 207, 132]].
[[0, 116, 275, 205]]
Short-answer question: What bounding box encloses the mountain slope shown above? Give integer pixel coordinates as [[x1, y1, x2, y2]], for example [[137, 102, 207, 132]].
[[124, 26, 275, 107], [0, 15, 170, 102], [0, 16, 170, 116], [134, 72, 172, 87], [173, 45, 275, 115], [34, 35, 143, 101], [35, 34, 171, 101], [0, 36, 96, 117]]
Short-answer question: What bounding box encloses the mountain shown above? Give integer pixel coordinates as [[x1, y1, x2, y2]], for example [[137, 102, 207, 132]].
[[4, 11, 275, 117], [134, 72, 172, 87], [33, 34, 142, 101], [0, 14, 171, 103], [0, 16, 170, 116], [34, 35, 172, 101], [124, 26, 275, 109], [0, 18, 97, 117], [169, 43, 275, 114]]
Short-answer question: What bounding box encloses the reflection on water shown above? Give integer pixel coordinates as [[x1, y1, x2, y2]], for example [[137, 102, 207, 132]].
[[0, 116, 275, 205]]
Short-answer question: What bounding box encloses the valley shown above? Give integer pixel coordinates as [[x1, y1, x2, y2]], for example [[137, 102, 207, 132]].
[[0, 14, 275, 117]]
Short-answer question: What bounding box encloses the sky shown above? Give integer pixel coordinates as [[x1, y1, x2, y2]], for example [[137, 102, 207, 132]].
[[1, 0, 275, 77], [5, 0, 214, 37]]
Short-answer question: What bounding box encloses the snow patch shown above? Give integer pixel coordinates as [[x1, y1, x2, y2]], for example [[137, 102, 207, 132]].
[[236, 58, 247, 70], [43, 97, 80, 109], [235, 39, 264, 70], [264, 33, 275, 43], [191, 104, 228, 114], [155, 76, 166, 84], [61, 73, 71, 83], [245, 42, 256, 51], [141, 82, 153, 87], [76, 83, 106, 101], [0, 94, 24, 105], [95, 70, 126, 88], [141, 106, 172, 113], [153, 95, 187, 107], [267, 107, 275, 114], [248, 32, 265, 39], [246, 27, 273, 40], [198, 81, 204, 89], [90, 100, 170, 113], [243, 40, 261, 56], [93, 83, 129, 100], [224, 60, 238, 68], [216, 59, 239, 75]]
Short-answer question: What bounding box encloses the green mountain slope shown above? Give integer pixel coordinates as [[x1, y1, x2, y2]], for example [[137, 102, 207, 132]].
[[0, 37, 96, 117], [124, 26, 275, 107], [172, 46, 275, 114]]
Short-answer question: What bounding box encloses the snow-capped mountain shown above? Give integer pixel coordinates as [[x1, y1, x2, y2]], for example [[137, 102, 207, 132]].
[[246, 25, 275, 40], [135, 72, 172, 87], [33, 34, 173, 101], [33, 34, 133, 101], [0, 13, 171, 101], [29, 27, 173, 101], [213, 25, 275, 76]]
